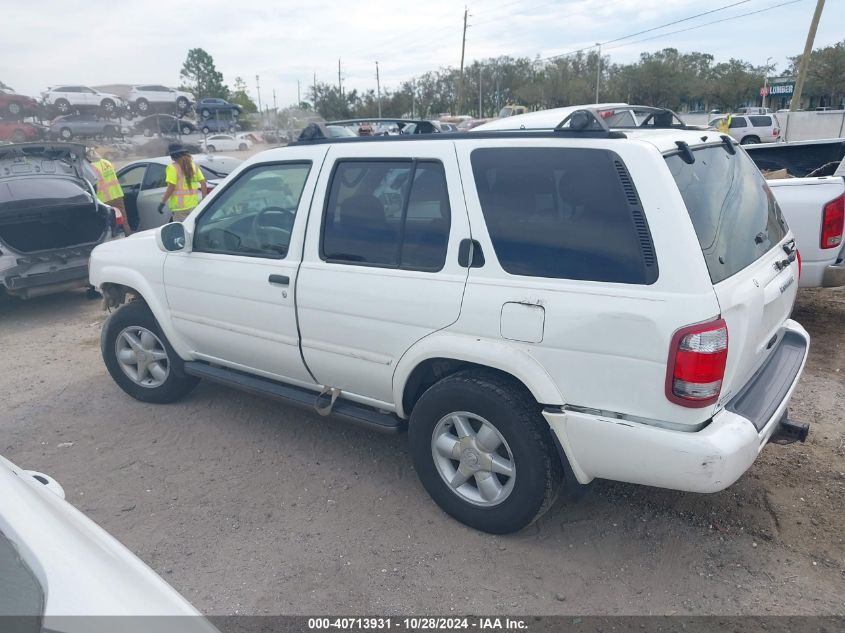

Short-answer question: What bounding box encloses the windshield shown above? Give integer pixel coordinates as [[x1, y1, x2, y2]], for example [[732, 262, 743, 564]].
[[666, 145, 788, 284]]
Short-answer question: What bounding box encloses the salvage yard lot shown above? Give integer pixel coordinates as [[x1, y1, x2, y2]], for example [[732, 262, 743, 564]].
[[1, 289, 843, 615]]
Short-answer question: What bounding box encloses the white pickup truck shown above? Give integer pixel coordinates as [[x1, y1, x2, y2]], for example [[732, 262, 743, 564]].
[[745, 139, 845, 288]]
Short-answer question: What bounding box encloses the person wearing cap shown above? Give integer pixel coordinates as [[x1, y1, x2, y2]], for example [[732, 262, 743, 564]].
[[157, 143, 208, 223], [86, 147, 132, 236]]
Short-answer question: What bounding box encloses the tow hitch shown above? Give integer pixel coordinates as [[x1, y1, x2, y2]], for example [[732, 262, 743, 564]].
[[769, 410, 810, 445]]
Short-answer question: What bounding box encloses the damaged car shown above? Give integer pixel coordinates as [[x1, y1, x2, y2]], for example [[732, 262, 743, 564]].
[[0, 143, 123, 299]]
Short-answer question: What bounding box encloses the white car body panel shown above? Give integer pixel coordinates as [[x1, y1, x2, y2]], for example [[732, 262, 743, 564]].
[[0, 455, 217, 628]]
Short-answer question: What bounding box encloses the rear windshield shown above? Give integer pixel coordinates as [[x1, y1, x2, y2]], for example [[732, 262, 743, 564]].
[[666, 146, 788, 284]]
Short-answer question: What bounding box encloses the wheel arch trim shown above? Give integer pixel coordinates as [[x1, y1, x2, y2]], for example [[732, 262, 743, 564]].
[[392, 332, 565, 418]]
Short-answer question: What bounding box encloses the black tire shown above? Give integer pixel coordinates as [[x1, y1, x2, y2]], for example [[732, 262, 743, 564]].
[[101, 301, 199, 404], [8, 102, 21, 116], [101, 98, 116, 113], [201, 126, 210, 135], [408, 370, 563, 534], [206, 145, 216, 152], [181, 124, 193, 135], [740, 135, 760, 145], [238, 143, 247, 151], [136, 98, 149, 113], [176, 97, 189, 110], [59, 127, 72, 140], [200, 108, 211, 118]]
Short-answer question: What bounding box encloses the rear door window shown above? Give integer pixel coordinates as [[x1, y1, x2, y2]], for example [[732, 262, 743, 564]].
[[470, 147, 657, 284], [666, 145, 788, 284], [729, 117, 747, 129], [321, 160, 451, 271], [748, 116, 773, 127]]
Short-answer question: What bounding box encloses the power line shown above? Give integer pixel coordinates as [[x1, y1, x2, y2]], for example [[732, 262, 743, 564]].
[[538, 0, 804, 63], [604, 0, 806, 52]]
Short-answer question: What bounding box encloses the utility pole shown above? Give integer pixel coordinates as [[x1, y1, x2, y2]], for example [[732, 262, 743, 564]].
[[478, 66, 482, 117], [791, 0, 825, 112], [762, 56, 772, 110], [256, 74, 262, 127], [411, 83, 416, 119], [338, 58, 342, 96], [313, 72, 317, 106], [457, 7, 468, 115], [595, 44, 601, 104], [297, 80, 301, 107], [375, 61, 382, 118]]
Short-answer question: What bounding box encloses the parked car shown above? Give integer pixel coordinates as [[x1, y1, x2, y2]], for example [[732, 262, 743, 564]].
[[90, 109, 810, 534], [438, 122, 459, 132], [707, 113, 781, 144], [457, 118, 494, 131], [0, 85, 39, 118], [196, 97, 242, 119], [199, 118, 237, 134], [201, 134, 250, 152], [42, 85, 125, 116], [0, 453, 220, 629], [0, 143, 123, 299], [49, 114, 126, 141], [0, 120, 44, 143], [128, 85, 194, 114], [116, 155, 242, 231], [744, 139, 845, 288], [132, 114, 197, 137], [399, 120, 443, 134]]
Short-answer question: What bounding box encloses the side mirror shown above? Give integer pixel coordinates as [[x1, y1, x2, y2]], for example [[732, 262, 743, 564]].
[[156, 222, 190, 253]]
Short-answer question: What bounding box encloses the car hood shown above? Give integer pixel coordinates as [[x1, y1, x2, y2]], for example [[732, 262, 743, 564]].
[[0, 454, 219, 628], [0, 143, 88, 182]]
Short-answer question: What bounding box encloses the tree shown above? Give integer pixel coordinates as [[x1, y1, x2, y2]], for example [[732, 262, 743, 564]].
[[230, 77, 257, 113], [179, 48, 228, 99]]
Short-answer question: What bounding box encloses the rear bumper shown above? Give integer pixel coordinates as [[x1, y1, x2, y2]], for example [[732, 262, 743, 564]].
[[821, 263, 845, 288], [545, 319, 810, 493]]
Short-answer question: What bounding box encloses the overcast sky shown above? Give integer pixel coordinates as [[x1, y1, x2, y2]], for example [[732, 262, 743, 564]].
[[1, 0, 843, 106]]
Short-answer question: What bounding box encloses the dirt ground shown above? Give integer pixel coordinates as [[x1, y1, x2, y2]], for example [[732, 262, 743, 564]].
[[1, 287, 843, 616]]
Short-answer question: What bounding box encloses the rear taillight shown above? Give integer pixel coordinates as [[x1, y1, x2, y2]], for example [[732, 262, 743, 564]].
[[666, 319, 728, 408], [772, 128, 780, 137], [796, 249, 802, 280], [820, 195, 844, 249]]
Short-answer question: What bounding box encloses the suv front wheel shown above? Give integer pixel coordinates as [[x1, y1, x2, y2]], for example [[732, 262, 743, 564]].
[[101, 301, 199, 403], [408, 370, 562, 534]]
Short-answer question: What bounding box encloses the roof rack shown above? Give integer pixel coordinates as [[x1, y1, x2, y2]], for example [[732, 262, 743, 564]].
[[554, 108, 627, 139], [611, 106, 707, 131]]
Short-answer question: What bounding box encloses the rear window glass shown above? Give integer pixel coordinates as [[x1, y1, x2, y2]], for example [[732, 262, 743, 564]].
[[729, 117, 746, 129], [471, 148, 657, 284], [666, 146, 788, 284], [749, 116, 773, 127]]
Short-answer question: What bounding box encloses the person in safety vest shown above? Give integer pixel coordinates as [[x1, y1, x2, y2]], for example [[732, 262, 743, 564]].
[[86, 148, 131, 236], [157, 143, 208, 223], [717, 114, 732, 135]]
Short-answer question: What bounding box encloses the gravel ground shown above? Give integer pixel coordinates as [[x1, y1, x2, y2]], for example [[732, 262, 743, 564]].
[[1, 288, 843, 616]]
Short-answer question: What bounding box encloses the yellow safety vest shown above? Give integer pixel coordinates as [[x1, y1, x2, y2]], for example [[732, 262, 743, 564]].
[[166, 162, 201, 212], [91, 159, 123, 203]]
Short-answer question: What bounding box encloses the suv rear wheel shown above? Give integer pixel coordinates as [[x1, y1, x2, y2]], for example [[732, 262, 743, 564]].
[[740, 135, 760, 145], [101, 301, 199, 404], [408, 370, 562, 534]]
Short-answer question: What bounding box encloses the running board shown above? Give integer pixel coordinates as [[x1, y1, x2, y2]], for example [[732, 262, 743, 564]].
[[183, 362, 405, 433]]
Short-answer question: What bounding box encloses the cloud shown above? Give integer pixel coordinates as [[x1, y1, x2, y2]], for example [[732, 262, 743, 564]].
[[0, 0, 842, 105]]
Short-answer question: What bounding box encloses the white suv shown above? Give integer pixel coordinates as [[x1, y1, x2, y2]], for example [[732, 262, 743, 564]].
[[708, 113, 781, 145], [41, 85, 124, 115], [127, 85, 194, 114], [89, 110, 810, 534]]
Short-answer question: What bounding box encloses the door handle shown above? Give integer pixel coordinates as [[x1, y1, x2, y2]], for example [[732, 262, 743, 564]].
[[268, 274, 290, 286]]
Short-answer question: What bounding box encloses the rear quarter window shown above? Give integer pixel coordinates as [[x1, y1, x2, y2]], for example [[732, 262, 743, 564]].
[[470, 147, 657, 284], [729, 117, 747, 129], [666, 145, 788, 284], [748, 116, 773, 127]]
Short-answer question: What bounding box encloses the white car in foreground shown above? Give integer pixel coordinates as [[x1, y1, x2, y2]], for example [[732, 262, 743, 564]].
[[201, 134, 251, 153], [0, 454, 218, 632]]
